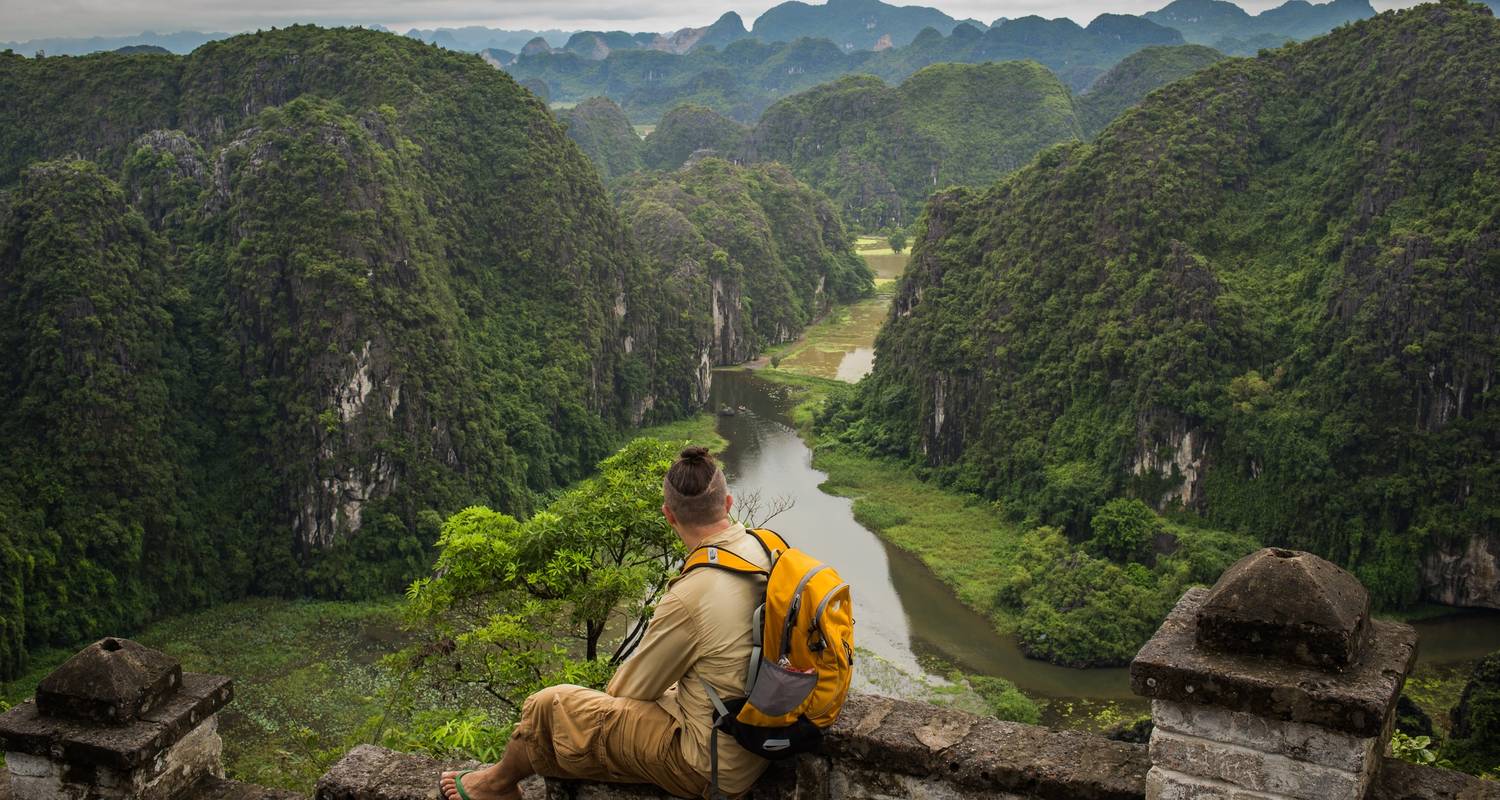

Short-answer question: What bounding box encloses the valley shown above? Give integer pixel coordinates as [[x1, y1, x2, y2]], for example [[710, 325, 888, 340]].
[[2, 0, 1499, 790]]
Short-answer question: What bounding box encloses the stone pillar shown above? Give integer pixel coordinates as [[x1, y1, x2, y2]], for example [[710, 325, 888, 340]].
[[1131, 548, 1417, 800], [0, 637, 233, 800]]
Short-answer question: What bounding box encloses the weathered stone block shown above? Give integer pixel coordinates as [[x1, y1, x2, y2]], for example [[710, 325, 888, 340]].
[[135, 714, 226, 800], [1151, 701, 1378, 774], [315, 743, 482, 800], [1195, 549, 1369, 670], [826, 694, 1149, 800], [3, 751, 53, 778], [1148, 728, 1367, 800], [1132, 588, 1416, 737], [2, 716, 224, 800], [1147, 766, 1280, 800]]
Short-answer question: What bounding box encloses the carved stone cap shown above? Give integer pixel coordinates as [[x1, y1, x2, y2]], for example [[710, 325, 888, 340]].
[[0, 673, 231, 770], [1195, 548, 1370, 670], [35, 637, 183, 724], [1133, 588, 1416, 737]]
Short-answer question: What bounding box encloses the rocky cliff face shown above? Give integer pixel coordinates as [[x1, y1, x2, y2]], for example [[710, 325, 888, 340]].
[[1422, 534, 1500, 609]]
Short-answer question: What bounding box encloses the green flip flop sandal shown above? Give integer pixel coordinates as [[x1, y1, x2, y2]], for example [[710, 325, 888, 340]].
[[442, 770, 476, 800]]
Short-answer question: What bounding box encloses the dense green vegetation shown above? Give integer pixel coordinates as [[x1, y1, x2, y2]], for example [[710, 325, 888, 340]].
[[556, 96, 645, 179], [1448, 652, 1500, 774], [393, 438, 683, 743], [747, 62, 1081, 228], [615, 157, 874, 369], [0, 26, 708, 680], [828, 2, 1500, 622], [1077, 44, 1226, 137], [642, 103, 750, 170]]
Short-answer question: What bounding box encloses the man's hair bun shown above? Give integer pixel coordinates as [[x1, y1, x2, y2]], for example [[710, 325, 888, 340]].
[[679, 445, 712, 463]]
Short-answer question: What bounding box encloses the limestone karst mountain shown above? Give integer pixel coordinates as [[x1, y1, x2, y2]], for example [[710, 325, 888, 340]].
[[829, 1, 1500, 612], [0, 26, 707, 678]]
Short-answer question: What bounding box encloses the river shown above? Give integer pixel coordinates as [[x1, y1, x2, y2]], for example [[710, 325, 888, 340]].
[[708, 241, 1500, 725]]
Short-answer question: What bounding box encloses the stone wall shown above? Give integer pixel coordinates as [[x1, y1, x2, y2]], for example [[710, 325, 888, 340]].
[[315, 693, 1150, 800], [316, 693, 1149, 800]]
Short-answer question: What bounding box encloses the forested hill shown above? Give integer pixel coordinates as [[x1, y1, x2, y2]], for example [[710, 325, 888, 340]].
[[557, 97, 645, 178], [643, 105, 750, 171], [746, 62, 1082, 229], [829, 0, 1500, 608], [1077, 44, 1226, 137], [0, 27, 703, 679]]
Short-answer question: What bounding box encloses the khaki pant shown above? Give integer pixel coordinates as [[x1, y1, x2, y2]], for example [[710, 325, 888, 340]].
[[513, 684, 711, 799]]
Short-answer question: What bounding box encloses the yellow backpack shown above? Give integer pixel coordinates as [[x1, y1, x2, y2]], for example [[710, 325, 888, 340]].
[[681, 529, 854, 793]]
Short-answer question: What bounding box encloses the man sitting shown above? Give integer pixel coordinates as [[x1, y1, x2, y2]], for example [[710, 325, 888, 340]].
[[441, 446, 771, 799]]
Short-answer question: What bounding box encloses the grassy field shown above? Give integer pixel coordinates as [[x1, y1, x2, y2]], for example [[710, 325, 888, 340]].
[[630, 411, 725, 451], [764, 282, 894, 382], [815, 444, 1023, 631]]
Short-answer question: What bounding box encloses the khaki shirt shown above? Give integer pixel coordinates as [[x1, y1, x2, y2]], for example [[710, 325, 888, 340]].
[[607, 522, 771, 795]]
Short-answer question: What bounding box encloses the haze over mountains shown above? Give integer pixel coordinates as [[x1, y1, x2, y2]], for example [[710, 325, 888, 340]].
[[5, 0, 1377, 63]]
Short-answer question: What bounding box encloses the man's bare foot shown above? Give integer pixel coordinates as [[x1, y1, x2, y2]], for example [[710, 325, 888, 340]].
[[439, 765, 521, 800]]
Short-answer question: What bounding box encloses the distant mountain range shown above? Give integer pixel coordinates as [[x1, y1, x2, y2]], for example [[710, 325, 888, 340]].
[[508, 12, 1197, 122], [4, 0, 1380, 58], [1, 30, 228, 56]]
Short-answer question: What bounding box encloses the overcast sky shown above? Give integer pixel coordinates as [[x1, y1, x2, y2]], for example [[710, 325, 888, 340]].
[[1, 0, 1422, 43]]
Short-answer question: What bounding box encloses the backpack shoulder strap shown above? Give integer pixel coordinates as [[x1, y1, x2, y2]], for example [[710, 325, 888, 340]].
[[749, 528, 790, 564], [682, 545, 768, 578]]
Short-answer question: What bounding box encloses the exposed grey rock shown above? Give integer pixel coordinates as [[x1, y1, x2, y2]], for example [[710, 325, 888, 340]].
[[1195, 549, 1370, 670], [314, 744, 483, 800], [1422, 533, 1500, 610]]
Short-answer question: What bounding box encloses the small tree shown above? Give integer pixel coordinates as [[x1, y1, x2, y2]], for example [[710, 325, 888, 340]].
[[1088, 498, 1159, 563], [396, 438, 684, 716], [888, 230, 907, 253]]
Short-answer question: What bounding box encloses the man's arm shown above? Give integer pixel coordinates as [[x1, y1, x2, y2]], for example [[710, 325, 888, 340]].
[[607, 590, 699, 700]]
